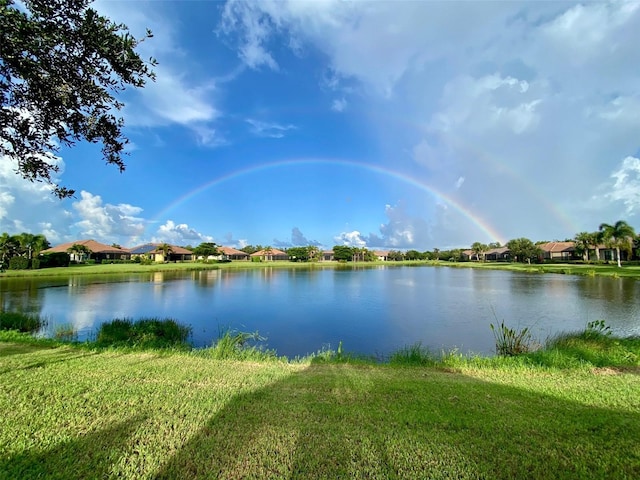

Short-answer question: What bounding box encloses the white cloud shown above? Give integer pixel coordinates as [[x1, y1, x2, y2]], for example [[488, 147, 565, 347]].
[[333, 230, 367, 248], [605, 156, 640, 215], [246, 119, 296, 138], [94, 1, 223, 143], [220, 0, 279, 70], [153, 220, 213, 245], [331, 98, 347, 112], [73, 191, 146, 243]]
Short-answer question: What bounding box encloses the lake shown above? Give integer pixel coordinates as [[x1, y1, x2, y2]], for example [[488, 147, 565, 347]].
[[1, 266, 639, 358]]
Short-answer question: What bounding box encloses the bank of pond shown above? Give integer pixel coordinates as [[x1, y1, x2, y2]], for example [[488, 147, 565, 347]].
[[2, 314, 639, 369]]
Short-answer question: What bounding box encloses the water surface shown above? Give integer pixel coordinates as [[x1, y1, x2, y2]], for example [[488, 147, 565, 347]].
[[1, 266, 638, 358]]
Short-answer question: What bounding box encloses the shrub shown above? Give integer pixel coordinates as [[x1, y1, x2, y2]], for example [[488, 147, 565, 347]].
[[0, 311, 46, 332], [204, 329, 277, 360], [39, 252, 70, 268], [389, 342, 436, 366], [96, 318, 191, 348], [30, 258, 41, 269], [8, 256, 29, 270], [490, 321, 534, 356]]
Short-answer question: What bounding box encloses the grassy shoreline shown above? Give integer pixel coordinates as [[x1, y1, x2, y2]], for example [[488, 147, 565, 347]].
[[2, 259, 640, 279], [1, 330, 639, 479]]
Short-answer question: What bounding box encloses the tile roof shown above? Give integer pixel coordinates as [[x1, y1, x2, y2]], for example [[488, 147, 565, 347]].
[[218, 246, 249, 256], [41, 239, 128, 254], [250, 248, 288, 257], [127, 243, 193, 255], [538, 241, 575, 253]]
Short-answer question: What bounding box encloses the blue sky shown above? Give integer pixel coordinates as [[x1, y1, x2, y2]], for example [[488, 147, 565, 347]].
[[2, 0, 640, 250]]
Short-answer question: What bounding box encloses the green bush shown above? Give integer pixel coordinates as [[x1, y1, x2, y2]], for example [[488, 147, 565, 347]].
[[203, 329, 277, 361], [0, 311, 46, 332], [389, 342, 436, 366], [8, 256, 29, 270], [39, 252, 70, 268], [96, 318, 191, 348], [30, 258, 41, 269]]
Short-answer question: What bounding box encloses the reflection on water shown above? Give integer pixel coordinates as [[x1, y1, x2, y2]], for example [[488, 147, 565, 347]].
[[1, 267, 638, 357]]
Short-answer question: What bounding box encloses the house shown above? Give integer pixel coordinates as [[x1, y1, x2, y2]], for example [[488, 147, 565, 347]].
[[373, 250, 390, 261], [484, 247, 510, 261], [321, 250, 334, 261], [250, 248, 289, 261], [127, 243, 193, 262], [538, 241, 577, 261], [461, 249, 478, 261], [217, 246, 249, 261], [41, 239, 130, 262]]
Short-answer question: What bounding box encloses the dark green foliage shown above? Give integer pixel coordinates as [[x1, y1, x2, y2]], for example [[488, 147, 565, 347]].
[[0, 0, 155, 197], [506, 238, 542, 263], [0, 311, 46, 332], [8, 256, 28, 270], [192, 242, 219, 258], [30, 257, 40, 269], [96, 318, 191, 348], [332, 245, 354, 261], [490, 321, 534, 356], [39, 252, 70, 267]]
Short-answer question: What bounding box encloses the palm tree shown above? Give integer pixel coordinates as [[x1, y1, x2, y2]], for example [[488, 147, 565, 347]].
[[67, 243, 91, 263], [599, 221, 636, 267], [0, 233, 19, 268], [589, 231, 602, 261], [263, 246, 273, 262], [471, 242, 488, 262], [573, 232, 592, 261], [157, 243, 174, 262], [17, 233, 49, 259]]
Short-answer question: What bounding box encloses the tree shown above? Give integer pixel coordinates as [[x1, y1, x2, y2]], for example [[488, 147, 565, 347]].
[[157, 243, 173, 262], [0, 232, 19, 268], [599, 221, 636, 268], [387, 250, 404, 261], [192, 242, 219, 259], [306, 245, 320, 262], [405, 249, 422, 261], [573, 232, 592, 261], [1, 0, 155, 197], [432, 248, 440, 260], [506, 238, 541, 264], [66, 243, 91, 262], [332, 245, 354, 262], [240, 245, 262, 255], [286, 246, 310, 262], [471, 242, 488, 262], [17, 232, 49, 259]]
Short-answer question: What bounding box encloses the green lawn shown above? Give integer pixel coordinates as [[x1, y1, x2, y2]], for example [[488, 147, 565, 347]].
[[1, 337, 639, 479]]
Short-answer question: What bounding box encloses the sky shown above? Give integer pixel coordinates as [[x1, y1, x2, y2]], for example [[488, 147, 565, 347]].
[[2, 0, 640, 251]]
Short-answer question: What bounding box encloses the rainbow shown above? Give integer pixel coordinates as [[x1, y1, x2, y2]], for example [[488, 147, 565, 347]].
[[152, 158, 507, 244]]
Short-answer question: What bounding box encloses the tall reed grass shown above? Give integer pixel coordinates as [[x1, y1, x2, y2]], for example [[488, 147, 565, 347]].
[[0, 311, 46, 332], [96, 318, 191, 349]]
